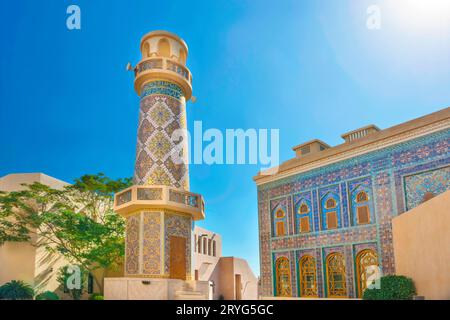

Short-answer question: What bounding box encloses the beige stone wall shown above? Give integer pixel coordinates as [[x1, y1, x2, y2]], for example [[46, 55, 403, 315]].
[[0, 173, 70, 293], [392, 190, 450, 299], [193, 226, 258, 300], [218, 257, 258, 300]]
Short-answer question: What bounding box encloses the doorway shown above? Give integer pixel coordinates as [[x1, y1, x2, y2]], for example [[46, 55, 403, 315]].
[[235, 274, 242, 300], [170, 236, 186, 280]]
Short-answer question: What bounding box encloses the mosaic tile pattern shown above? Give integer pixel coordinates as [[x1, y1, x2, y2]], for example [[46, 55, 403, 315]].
[[404, 166, 450, 210], [142, 212, 161, 275], [125, 214, 140, 275], [258, 128, 450, 297], [134, 80, 189, 190]]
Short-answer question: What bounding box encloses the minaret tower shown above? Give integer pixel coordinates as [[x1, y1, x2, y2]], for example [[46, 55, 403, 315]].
[[114, 31, 204, 281]]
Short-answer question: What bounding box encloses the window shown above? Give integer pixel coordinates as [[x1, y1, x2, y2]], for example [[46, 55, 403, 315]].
[[326, 253, 347, 297], [299, 203, 309, 214], [275, 257, 292, 297], [353, 189, 371, 225], [198, 236, 202, 254], [356, 191, 368, 203], [325, 198, 337, 209], [299, 255, 317, 297], [357, 206, 370, 224], [212, 240, 217, 257], [356, 249, 378, 298], [179, 48, 186, 64], [300, 216, 310, 233], [276, 221, 286, 236], [326, 211, 338, 229], [143, 42, 150, 57], [275, 209, 285, 218], [88, 274, 94, 294], [208, 239, 212, 256], [157, 38, 170, 57], [203, 237, 207, 254]]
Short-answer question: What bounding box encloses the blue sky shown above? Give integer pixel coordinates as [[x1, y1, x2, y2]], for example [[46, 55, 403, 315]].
[[1, 0, 449, 275]]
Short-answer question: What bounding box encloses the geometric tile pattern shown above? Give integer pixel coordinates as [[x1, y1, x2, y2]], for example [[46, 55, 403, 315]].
[[404, 166, 450, 210], [125, 214, 140, 275], [134, 80, 189, 190], [142, 212, 161, 274], [258, 128, 450, 297]]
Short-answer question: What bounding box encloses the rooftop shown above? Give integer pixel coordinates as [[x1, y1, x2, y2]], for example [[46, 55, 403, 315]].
[[254, 106, 450, 185]]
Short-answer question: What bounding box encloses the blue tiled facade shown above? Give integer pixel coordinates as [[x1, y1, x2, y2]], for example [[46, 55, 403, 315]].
[[257, 127, 450, 298]]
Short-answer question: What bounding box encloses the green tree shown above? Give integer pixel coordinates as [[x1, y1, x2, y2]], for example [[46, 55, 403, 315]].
[[0, 173, 131, 292]]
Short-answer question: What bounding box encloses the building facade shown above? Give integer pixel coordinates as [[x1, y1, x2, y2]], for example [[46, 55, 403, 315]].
[[254, 108, 450, 298]]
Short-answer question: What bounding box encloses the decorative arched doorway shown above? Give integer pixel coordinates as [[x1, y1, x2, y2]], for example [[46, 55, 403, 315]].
[[326, 253, 347, 297], [275, 257, 292, 297], [355, 249, 379, 298]]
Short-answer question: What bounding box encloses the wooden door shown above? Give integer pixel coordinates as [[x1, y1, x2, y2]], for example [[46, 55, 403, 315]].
[[170, 236, 186, 280]]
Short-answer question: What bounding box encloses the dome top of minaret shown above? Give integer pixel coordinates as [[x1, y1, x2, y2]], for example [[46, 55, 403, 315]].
[[134, 30, 192, 99], [140, 30, 189, 57]]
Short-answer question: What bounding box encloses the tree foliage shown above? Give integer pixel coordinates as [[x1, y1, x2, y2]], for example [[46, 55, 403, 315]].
[[35, 291, 60, 300], [0, 280, 34, 300], [0, 173, 132, 290]]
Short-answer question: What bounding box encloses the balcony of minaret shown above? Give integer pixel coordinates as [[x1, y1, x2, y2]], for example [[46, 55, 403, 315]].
[[114, 185, 205, 221], [133, 30, 193, 100]]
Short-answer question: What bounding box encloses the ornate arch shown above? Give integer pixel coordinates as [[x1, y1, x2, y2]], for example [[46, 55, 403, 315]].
[[326, 252, 347, 297], [299, 255, 318, 297], [355, 249, 379, 298]]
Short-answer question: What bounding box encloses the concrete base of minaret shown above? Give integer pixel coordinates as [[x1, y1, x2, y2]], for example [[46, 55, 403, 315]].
[[104, 278, 212, 300]]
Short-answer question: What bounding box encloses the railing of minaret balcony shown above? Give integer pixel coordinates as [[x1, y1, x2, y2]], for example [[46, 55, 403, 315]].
[[115, 186, 204, 212], [134, 57, 192, 84], [169, 189, 202, 209]]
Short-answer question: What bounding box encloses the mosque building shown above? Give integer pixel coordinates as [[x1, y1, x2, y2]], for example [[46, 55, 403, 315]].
[[254, 108, 450, 298]]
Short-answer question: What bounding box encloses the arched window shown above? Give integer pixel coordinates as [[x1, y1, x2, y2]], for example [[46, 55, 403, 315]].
[[143, 42, 150, 58], [326, 253, 347, 297], [299, 203, 309, 214], [179, 48, 186, 64], [198, 236, 202, 253], [355, 249, 379, 298], [275, 257, 292, 297], [274, 208, 286, 236], [157, 38, 171, 57], [275, 209, 285, 218], [299, 255, 317, 297], [298, 202, 310, 233], [203, 237, 207, 254], [353, 189, 371, 225], [325, 198, 337, 209]]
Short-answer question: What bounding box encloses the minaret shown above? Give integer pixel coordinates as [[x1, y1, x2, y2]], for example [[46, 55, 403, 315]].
[[114, 31, 204, 281]]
